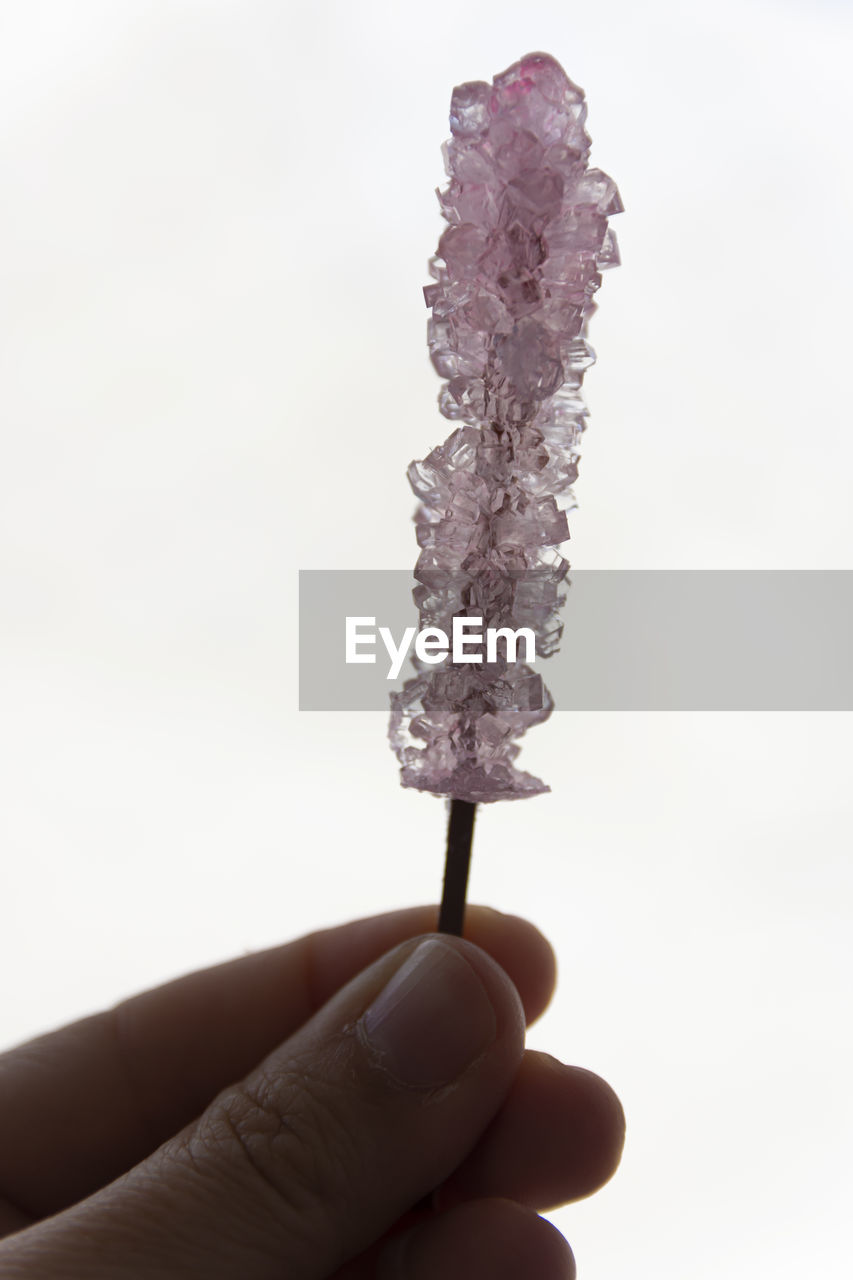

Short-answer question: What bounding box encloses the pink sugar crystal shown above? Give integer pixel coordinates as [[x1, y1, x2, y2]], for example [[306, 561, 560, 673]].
[[389, 52, 622, 803]]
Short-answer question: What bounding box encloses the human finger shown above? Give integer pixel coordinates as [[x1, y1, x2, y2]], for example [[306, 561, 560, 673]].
[[376, 1197, 575, 1280], [433, 1049, 626, 1212], [0, 933, 528, 1279], [0, 903, 555, 1223]]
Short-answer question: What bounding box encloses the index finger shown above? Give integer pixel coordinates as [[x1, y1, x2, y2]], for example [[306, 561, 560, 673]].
[[0, 904, 556, 1223]]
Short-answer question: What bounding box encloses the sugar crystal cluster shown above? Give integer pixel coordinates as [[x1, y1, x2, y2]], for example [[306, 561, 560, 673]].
[[389, 52, 621, 803]]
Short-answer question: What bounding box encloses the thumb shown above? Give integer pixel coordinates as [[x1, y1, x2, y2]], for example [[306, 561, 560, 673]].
[[12, 934, 526, 1279]]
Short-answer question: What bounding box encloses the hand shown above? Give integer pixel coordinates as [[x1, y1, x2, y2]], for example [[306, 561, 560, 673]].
[[0, 905, 624, 1278]]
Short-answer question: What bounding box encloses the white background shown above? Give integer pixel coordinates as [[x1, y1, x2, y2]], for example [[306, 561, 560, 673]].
[[1, 1, 852, 1276]]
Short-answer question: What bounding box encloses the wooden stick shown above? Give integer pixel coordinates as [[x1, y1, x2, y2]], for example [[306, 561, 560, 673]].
[[437, 799, 477, 935]]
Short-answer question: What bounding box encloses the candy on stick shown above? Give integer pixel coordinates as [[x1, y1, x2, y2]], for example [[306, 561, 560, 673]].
[[388, 53, 622, 932]]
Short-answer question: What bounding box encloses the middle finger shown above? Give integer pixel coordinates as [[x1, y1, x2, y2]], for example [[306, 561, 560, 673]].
[[432, 1049, 625, 1212]]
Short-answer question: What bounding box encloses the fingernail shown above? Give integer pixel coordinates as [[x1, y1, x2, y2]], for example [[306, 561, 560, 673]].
[[360, 938, 497, 1087]]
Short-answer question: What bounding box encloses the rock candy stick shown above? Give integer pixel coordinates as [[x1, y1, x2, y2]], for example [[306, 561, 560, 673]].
[[388, 53, 622, 930]]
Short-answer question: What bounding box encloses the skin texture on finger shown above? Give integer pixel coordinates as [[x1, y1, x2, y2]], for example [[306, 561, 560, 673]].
[[376, 1198, 576, 1280], [0, 936, 529, 1280], [0, 903, 555, 1222], [287, 1050, 625, 1280], [434, 1050, 626, 1212], [325, 1051, 625, 1277], [0, 1047, 627, 1259]]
